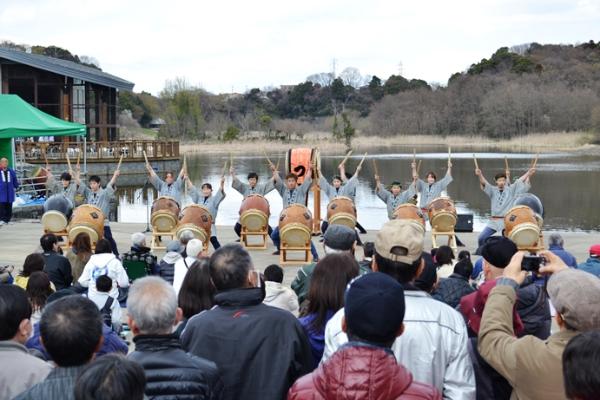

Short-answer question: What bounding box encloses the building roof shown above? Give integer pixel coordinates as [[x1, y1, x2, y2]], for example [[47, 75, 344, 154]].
[[0, 47, 134, 91]]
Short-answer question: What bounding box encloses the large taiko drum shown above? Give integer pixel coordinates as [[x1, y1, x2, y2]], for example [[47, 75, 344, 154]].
[[68, 204, 105, 244], [327, 196, 356, 229], [285, 148, 320, 185], [428, 197, 457, 232], [42, 194, 74, 233], [239, 194, 270, 232], [176, 204, 212, 244], [393, 203, 426, 229], [504, 205, 541, 248], [513, 193, 544, 228], [151, 196, 180, 233], [279, 204, 313, 248]]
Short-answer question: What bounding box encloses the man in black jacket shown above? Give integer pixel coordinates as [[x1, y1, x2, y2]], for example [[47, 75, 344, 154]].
[[40, 233, 72, 290], [432, 258, 475, 308], [127, 276, 223, 399], [181, 244, 313, 400]]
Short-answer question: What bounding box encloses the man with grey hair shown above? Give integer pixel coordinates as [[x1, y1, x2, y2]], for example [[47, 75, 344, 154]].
[[122, 232, 158, 275], [548, 233, 577, 267], [128, 277, 223, 399], [173, 238, 203, 295], [179, 230, 195, 258], [181, 244, 312, 400]]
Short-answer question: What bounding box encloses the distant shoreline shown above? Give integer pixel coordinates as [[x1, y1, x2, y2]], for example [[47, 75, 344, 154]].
[[179, 131, 598, 155]]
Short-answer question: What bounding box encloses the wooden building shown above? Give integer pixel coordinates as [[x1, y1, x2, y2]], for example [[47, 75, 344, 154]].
[[0, 47, 134, 142]]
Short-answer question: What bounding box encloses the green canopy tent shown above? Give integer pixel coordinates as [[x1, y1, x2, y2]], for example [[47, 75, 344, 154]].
[[0, 94, 86, 167]]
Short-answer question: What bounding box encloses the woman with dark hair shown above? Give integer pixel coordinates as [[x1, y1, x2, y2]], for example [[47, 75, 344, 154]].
[[14, 253, 48, 290], [74, 354, 146, 400], [79, 238, 129, 298], [435, 245, 455, 278], [26, 271, 54, 326], [299, 253, 359, 368], [175, 258, 215, 337], [65, 232, 93, 282]]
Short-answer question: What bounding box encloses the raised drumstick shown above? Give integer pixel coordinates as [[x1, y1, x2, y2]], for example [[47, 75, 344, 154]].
[[143, 150, 149, 166], [66, 150, 72, 172], [116, 154, 124, 171], [473, 154, 480, 170], [531, 153, 539, 169], [448, 147, 452, 161], [339, 150, 353, 168], [372, 159, 379, 178], [357, 152, 368, 169], [504, 156, 509, 173]]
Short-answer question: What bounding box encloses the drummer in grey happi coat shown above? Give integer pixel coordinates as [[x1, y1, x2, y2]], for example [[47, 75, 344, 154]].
[[319, 163, 362, 235], [412, 160, 454, 215], [375, 175, 416, 220], [187, 176, 226, 250], [146, 164, 185, 204], [44, 165, 79, 203]]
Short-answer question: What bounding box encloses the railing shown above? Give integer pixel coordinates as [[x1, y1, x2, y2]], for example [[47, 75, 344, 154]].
[[20, 140, 180, 163]]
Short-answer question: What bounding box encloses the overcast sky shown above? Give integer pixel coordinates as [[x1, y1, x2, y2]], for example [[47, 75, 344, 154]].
[[1, 0, 599, 95]]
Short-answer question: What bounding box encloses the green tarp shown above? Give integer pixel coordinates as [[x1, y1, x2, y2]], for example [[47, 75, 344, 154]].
[[0, 94, 86, 138]]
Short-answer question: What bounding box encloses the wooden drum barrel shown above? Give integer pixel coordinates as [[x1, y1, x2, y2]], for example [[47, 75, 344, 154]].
[[42, 194, 74, 233], [68, 204, 105, 244], [504, 205, 541, 248], [427, 197, 457, 232], [392, 203, 426, 229], [327, 196, 356, 229], [151, 196, 180, 233], [279, 204, 313, 248], [176, 204, 212, 244], [285, 148, 320, 184], [239, 194, 270, 232]]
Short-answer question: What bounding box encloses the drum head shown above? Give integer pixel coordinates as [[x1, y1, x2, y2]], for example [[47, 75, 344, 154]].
[[42, 211, 68, 232], [508, 223, 540, 248], [280, 223, 311, 247], [176, 224, 209, 244], [431, 212, 457, 232], [329, 213, 357, 230], [151, 212, 178, 232], [69, 225, 100, 244], [241, 210, 268, 232]]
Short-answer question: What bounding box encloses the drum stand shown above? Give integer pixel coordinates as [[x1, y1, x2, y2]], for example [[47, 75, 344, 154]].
[[280, 240, 313, 266], [150, 229, 176, 251], [241, 226, 269, 250], [431, 229, 458, 254]]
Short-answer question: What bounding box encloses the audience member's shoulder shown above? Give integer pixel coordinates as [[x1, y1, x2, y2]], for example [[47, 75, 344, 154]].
[[417, 293, 466, 323], [184, 351, 220, 374]]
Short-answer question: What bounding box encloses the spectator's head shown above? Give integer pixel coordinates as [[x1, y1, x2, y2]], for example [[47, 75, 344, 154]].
[[373, 220, 425, 284], [547, 269, 600, 332], [435, 245, 455, 265], [562, 331, 600, 400], [494, 172, 507, 189], [178, 259, 215, 319], [21, 253, 45, 277], [0, 285, 33, 344], [285, 173, 299, 190], [264, 264, 284, 283], [390, 181, 402, 196], [414, 261, 438, 293], [209, 244, 255, 291], [179, 230, 195, 249], [60, 172, 72, 188], [453, 258, 474, 280], [343, 272, 405, 347], [164, 171, 175, 185], [458, 250, 471, 261], [247, 172, 259, 187], [72, 232, 92, 259], [363, 242, 375, 260], [74, 354, 146, 400], [40, 296, 103, 367], [95, 239, 113, 255], [201, 183, 213, 197], [131, 232, 146, 248], [426, 171, 437, 184], [0, 157, 7, 169], [481, 236, 518, 280], [305, 253, 360, 334], [95, 275, 113, 294], [589, 244, 600, 259], [40, 233, 59, 253], [26, 271, 54, 312], [89, 175, 101, 191], [549, 233, 565, 249], [186, 239, 203, 259], [166, 240, 182, 254], [128, 276, 181, 335], [332, 175, 342, 188], [323, 224, 357, 255]]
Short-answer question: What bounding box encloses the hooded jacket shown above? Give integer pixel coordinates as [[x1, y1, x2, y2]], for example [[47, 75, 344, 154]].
[[128, 334, 224, 400], [288, 342, 441, 400], [159, 251, 182, 284], [263, 281, 299, 316], [78, 253, 129, 298], [432, 273, 475, 308], [181, 287, 313, 400]]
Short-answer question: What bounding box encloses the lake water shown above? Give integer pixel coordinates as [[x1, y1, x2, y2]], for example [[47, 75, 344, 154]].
[[114, 145, 600, 232]]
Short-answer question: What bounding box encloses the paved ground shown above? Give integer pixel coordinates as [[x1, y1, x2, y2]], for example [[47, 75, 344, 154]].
[[2, 219, 599, 286]]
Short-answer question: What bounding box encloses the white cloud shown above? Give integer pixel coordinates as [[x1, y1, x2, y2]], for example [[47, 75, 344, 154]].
[[1, 0, 598, 95]]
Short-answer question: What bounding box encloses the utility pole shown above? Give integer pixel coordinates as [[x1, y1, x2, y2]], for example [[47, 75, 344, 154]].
[[332, 58, 337, 78], [398, 61, 403, 76]]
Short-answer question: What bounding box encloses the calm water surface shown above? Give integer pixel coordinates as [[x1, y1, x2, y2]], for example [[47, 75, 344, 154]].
[[114, 145, 600, 232]]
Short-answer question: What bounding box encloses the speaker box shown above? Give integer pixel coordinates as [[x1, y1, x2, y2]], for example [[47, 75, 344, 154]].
[[455, 214, 474, 232]]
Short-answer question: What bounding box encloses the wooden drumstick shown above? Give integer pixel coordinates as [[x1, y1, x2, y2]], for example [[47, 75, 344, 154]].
[[504, 156, 509, 172], [531, 153, 539, 169], [143, 150, 149, 166], [473, 154, 480, 170], [357, 152, 368, 169], [116, 154, 124, 171], [416, 160, 422, 174], [221, 160, 228, 177], [76, 150, 80, 168], [372, 159, 379, 178], [339, 150, 353, 168], [66, 151, 72, 172], [448, 147, 451, 161]]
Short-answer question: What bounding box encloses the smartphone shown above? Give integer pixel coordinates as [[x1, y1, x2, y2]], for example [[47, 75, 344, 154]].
[[521, 255, 545, 272]]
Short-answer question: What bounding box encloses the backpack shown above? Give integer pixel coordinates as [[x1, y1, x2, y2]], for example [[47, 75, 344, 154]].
[[100, 296, 114, 328]]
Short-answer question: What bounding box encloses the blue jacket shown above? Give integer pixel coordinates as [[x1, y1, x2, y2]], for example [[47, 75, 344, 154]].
[[577, 258, 600, 277], [549, 245, 577, 268], [0, 168, 19, 203]]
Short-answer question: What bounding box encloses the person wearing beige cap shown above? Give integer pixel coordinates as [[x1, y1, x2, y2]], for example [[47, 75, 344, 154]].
[[478, 250, 600, 400], [322, 219, 475, 400]]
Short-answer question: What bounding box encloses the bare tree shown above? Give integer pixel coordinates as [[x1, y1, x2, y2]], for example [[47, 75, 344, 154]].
[[340, 67, 366, 88], [306, 72, 335, 87]]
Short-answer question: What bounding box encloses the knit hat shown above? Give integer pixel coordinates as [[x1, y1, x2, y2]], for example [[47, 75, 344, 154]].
[[547, 269, 600, 332], [481, 236, 517, 269], [323, 225, 356, 251], [166, 240, 182, 253], [345, 272, 405, 343], [375, 219, 424, 264]]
